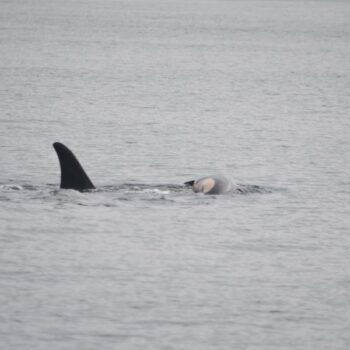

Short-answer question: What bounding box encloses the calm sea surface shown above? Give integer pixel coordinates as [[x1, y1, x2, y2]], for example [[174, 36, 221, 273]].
[[1, 0, 350, 349]]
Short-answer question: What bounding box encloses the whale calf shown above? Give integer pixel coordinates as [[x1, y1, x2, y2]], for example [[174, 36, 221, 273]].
[[184, 176, 233, 195], [53, 142, 232, 195]]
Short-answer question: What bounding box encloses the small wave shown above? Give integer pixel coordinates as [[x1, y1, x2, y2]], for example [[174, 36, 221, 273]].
[[0, 184, 23, 191], [53, 188, 87, 197], [99, 183, 184, 194], [140, 188, 170, 195]]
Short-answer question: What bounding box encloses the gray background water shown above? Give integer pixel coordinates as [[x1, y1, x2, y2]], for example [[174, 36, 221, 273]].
[[1, 0, 350, 349]]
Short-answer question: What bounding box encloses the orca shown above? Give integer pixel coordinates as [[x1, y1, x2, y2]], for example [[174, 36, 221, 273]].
[[184, 176, 233, 195], [53, 142, 95, 191], [53, 142, 232, 195]]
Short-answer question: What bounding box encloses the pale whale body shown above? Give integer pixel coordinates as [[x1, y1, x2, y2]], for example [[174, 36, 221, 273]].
[[53, 142, 232, 195], [184, 176, 234, 195]]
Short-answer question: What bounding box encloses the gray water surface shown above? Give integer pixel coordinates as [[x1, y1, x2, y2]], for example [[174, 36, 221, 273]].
[[1, 0, 350, 349]]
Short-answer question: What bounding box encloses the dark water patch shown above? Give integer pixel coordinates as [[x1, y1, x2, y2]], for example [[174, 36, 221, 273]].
[[237, 184, 276, 194], [0, 195, 10, 202], [236, 184, 280, 195]]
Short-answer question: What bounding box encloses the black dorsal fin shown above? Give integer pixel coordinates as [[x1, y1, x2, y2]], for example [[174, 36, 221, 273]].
[[53, 142, 95, 191], [184, 180, 195, 186]]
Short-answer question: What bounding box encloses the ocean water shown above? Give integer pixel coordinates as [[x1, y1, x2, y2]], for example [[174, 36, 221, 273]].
[[1, 0, 350, 349]]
